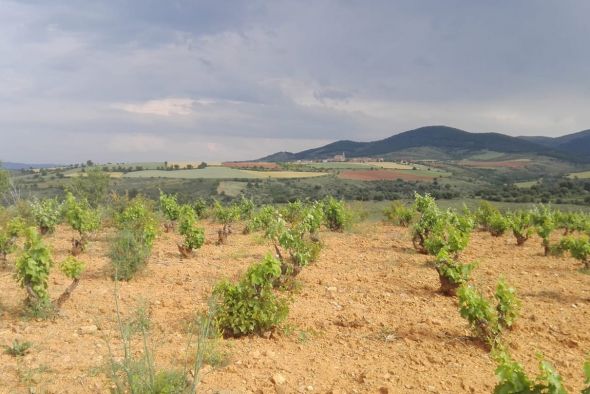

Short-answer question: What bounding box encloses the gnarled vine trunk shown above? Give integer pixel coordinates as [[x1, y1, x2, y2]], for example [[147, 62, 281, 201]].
[[55, 278, 80, 308], [177, 243, 193, 258]]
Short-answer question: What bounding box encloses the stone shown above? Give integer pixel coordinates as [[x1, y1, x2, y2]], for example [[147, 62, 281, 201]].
[[79, 325, 98, 335], [272, 373, 286, 385]]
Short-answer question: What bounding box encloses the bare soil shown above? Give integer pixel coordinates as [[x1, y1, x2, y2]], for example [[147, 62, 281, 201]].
[[1, 222, 589, 393], [338, 170, 433, 181]]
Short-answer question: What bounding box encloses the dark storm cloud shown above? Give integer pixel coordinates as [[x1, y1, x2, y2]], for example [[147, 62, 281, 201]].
[[1, 0, 590, 162]]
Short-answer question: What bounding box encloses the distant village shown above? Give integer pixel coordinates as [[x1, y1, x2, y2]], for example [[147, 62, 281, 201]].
[[294, 152, 387, 164]]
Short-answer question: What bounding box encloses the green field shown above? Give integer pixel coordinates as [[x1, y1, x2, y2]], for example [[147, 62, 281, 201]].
[[217, 181, 247, 197], [514, 180, 539, 188]]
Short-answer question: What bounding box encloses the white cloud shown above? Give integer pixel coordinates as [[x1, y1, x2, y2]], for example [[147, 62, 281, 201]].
[[113, 98, 196, 117]]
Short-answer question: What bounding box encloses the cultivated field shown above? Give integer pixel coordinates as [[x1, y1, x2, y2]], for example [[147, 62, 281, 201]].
[[122, 168, 327, 180], [1, 218, 589, 393]]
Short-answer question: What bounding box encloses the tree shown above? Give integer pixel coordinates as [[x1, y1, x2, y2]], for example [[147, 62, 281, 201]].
[[0, 165, 8, 196], [71, 167, 111, 207]]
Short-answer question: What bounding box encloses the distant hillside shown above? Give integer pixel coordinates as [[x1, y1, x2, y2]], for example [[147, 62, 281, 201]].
[[520, 129, 590, 157], [259, 125, 582, 162], [0, 162, 59, 170]]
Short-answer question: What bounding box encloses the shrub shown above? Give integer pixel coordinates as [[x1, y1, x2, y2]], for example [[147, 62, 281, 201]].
[[532, 205, 557, 256], [159, 191, 180, 232], [457, 284, 500, 348], [30, 198, 62, 235], [475, 200, 500, 231], [508, 211, 534, 246], [495, 278, 521, 330], [493, 350, 569, 394], [115, 197, 158, 250], [212, 255, 288, 337], [411, 193, 444, 254], [457, 278, 521, 349], [192, 198, 208, 218], [178, 226, 206, 258], [322, 196, 351, 232], [488, 212, 510, 237], [247, 205, 279, 233], [15, 227, 53, 307], [559, 236, 590, 270], [110, 229, 151, 281], [434, 250, 477, 296], [384, 200, 415, 227], [63, 192, 101, 253], [556, 211, 589, 235], [55, 256, 85, 308], [213, 201, 241, 244], [423, 210, 474, 258], [0, 217, 23, 261], [236, 196, 255, 220]]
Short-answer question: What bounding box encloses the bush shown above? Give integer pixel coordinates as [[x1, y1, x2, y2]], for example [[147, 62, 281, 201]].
[[508, 211, 534, 246], [213, 255, 288, 337], [488, 212, 510, 237], [192, 198, 208, 218], [493, 350, 569, 394], [384, 200, 415, 226], [110, 229, 151, 281], [115, 197, 158, 250], [322, 196, 351, 232], [559, 236, 590, 270], [434, 250, 477, 296], [475, 200, 500, 231], [179, 226, 206, 257], [495, 278, 521, 330], [15, 227, 53, 307], [457, 279, 521, 349], [0, 217, 23, 261], [63, 192, 101, 253], [55, 256, 85, 308], [30, 198, 62, 235], [411, 193, 444, 254], [423, 210, 474, 258], [159, 190, 180, 232], [532, 205, 556, 256], [457, 284, 500, 348]]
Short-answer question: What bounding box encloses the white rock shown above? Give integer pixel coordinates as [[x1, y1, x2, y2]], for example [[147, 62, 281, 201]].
[[272, 373, 286, 385]]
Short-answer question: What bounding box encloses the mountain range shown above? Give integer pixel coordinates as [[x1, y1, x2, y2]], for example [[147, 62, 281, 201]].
[[258, 126, 590, 163]]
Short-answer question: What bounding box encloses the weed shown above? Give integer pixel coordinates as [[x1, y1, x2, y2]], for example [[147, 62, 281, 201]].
[[3, 340, 32, 357]]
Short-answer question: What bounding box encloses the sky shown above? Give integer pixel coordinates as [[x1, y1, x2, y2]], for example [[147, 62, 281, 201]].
[[1, 0, 590, 164]]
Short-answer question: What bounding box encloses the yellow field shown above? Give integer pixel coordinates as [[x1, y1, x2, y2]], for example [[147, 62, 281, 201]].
[[567, 171, 590, 179], [241, 170, 328, 178], [365, 161, 414, 170], [65, 171, 123, 178]]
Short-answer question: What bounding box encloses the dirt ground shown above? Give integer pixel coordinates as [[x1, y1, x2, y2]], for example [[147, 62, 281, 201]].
[[1, 221, 589, 393], [338, 170, 433, 181]]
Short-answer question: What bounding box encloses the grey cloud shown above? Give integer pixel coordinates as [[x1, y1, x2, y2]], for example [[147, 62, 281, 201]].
[[1, 0, 590, 162]]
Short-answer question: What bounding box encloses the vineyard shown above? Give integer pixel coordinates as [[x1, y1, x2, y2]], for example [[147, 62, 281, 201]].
[[1, 192, 590, 393]]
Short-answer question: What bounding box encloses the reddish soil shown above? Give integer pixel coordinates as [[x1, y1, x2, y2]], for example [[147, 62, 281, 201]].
[[1, 222, 589, 393], [460, 160, 529, 169], [223, 162, 280, 170], [338, 170, 433, 181]]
